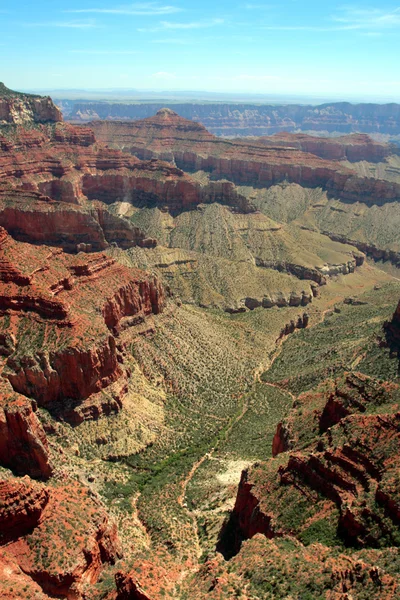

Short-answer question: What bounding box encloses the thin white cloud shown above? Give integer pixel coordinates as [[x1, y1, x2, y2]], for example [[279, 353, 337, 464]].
[[332, 6, 400, 30], [151, 37, 194, 43], [21, 20, 98, 29], [262, 25, 339, 31], [261, 6, 400, 32], [66, 3, 181, 15], [160, 18, 224, 29], [69, 49, 138, 54], [138, 18, 224, 32]]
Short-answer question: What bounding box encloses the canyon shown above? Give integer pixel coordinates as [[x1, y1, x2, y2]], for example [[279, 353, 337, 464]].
[[90, 109, 400, 206], [63, 99, 400, 137], [0, 85, 399, 599]]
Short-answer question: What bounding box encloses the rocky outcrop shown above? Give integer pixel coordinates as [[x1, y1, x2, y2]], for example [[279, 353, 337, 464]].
[[304, 228, 400, 269], [0, 392, 53, 479], [242, 292, 312, 312], [3, 479, 122, 598], [0, 191, 152, 253], [69, 100, 400, 136], [103, 276, 164, 333], [223, 372, 400, 559], [0, 477, 49, 541], [256, 253, 364, 285], [115, 572, 153, 600], [277, 313, 309, 339], [264, 132, 393, 162], [0, 122, 255, 249], [319, 372, 389, 432], [272, 421, 292, 457], [0, 548, 52, 599], [385, 298, 400, 351], [224, 412, 400, 556], [91, 110, 400, 206], [0, 83, 62, 125], [7, 335, 123, 407], [0, 230, 165, 421]]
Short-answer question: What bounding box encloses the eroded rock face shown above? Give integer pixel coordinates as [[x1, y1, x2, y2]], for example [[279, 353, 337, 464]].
[[0, 477, 49, 541], [0, 228, 164, 421], [0, 548, 52, 599], [2, 479, 122, 599], [385, 298, 400, 351], [0, 83, 62, 125], [265, 132, 393, 163], [70, 100, 400, 136], [0, 393, 53, 479], [115, 572, 152, 600], [221, 372, 400, 559], [90, 110, 400, 206], [0, 122, 255, 250], [193, 534, 398, 599]]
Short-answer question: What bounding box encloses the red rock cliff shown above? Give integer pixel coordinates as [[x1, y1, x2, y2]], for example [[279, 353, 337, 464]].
[[0, 230, 164, 420], [90, 110, 400, 206]]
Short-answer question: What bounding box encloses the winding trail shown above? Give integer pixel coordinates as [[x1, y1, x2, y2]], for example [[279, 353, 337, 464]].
[[177, 305, 335, 522], [177, 396, 250, 512]]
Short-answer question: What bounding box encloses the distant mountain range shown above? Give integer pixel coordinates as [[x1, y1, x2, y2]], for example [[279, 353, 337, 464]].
[[54, 98, 400, 139]]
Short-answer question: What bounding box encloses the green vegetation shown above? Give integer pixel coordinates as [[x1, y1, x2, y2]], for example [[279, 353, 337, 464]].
[[0, 82, 41, 98], [262, 282, 400, 395]]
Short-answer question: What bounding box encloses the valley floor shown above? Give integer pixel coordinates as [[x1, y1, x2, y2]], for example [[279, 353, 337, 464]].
[[73, 260, 399, 598]]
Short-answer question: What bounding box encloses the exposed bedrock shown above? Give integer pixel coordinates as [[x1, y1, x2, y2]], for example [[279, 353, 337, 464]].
[[1, 232, 165, 421], [102, 277, 164, 332], [222, 380, 400, 559], [6, 335, 123, 407], [242, 292, 312, 312], [172, 150, 400, 205], [114, 571, 153, 600], [319, 229, 400, 268], [384, 297, 400, 352], [0, 83, 62, 125], [6, 271, 164, 409], [255, 254, 364, 285], [0, 396, 53, 479], [0, 192, 152, 253], [0, 477, 49, 541], [265, 133, 394, 163], [1, 479, 122, 599], [81, 171, 254, 213], [90, 111, 400, 206], [72, 100, 400, 136]]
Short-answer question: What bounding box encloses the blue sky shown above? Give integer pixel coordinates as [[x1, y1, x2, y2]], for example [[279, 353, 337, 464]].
[[1, 1, 400, 99]]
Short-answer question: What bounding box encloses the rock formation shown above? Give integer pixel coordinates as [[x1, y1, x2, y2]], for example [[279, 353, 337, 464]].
[[1, 85, 399, 599], [261, 132, 393, 162], [67, 100, 400, 136], [0, 83, 62, 125], [91, 110, 400, 206], [0, 122, 255, 252], [0, 390, 53, 479], [0, 477, 121, 598], [385, 298, 400, 352], [0, 228, 164, 422], [221, 373, 400, 559]]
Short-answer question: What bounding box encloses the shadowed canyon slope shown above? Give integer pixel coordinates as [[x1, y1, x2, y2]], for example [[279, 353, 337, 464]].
[[0, 88, 400, 599]]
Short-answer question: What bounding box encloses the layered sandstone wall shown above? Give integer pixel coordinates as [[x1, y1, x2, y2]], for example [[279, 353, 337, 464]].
[[69, 100, 400, 135], [90, 112, 400, 206]]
